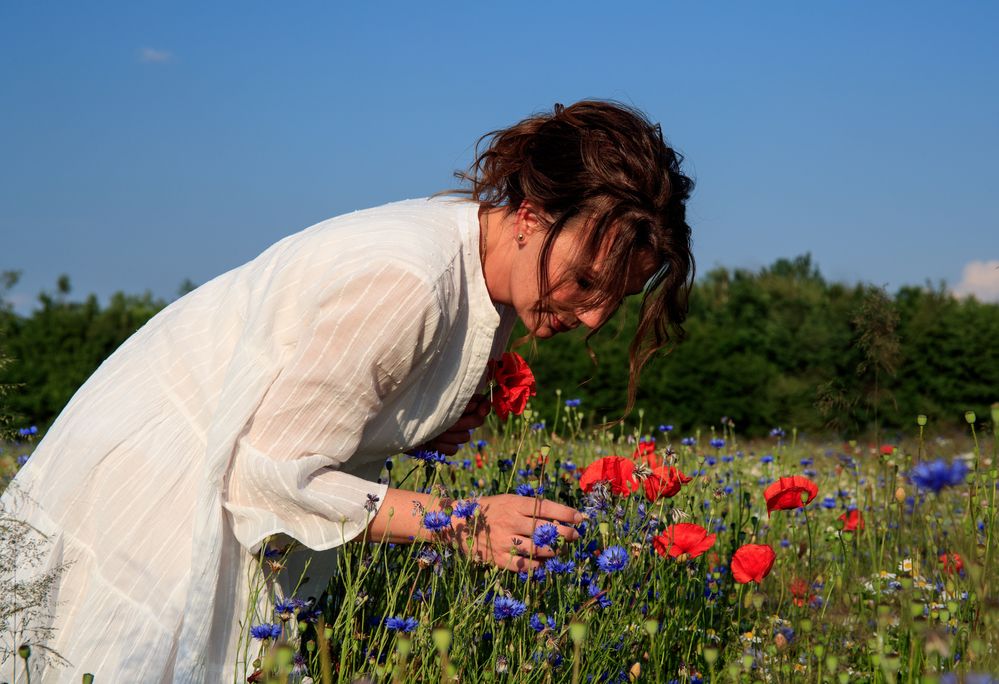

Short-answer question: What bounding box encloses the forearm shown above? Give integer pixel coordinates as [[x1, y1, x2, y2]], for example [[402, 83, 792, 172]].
[[363, 487, 449, 544]]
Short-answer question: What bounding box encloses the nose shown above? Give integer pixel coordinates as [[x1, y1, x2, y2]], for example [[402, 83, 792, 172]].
[[575, 302, 617, 330]]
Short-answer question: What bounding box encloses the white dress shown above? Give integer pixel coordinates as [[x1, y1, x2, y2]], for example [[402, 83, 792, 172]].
[[1, 196, 516, 682]]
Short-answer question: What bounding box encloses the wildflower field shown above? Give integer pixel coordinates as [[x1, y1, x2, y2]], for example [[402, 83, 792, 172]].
[[244, 396, 997, 683], [2, 392, 998, 683]]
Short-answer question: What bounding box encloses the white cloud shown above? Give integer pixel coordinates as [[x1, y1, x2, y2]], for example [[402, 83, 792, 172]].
[[138, 47, 173, 64], [952, 260, 999, 302]]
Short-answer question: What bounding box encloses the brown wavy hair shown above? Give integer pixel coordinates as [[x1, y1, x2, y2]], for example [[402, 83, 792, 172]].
[[451, 100, 695, 413]]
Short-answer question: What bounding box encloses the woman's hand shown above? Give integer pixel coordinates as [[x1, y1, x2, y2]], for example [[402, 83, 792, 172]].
[[410, 393, 491, 456], [452, 494, 582, 572]]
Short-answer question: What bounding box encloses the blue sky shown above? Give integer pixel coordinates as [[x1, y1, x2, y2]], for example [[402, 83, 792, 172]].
[[2, 2, 997, 312]]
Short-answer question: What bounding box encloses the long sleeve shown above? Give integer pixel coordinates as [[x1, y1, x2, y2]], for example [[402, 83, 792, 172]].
[[223, 259, 445, 552]]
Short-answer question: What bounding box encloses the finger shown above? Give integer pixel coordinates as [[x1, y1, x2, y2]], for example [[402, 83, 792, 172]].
[[464, 393, 487, 413], [428, 442, 459, 456], [450, 414, 486, 431], [532, 498, 584, 525], [432, 430, 472, 446], [508, 536, 557, 559]]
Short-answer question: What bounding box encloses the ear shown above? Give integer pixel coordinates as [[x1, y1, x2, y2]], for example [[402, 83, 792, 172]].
[[514, 200, 548, 237]]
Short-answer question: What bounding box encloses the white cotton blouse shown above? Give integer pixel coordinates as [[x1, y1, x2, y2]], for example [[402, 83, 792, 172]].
[[2, 196, 517, 682]]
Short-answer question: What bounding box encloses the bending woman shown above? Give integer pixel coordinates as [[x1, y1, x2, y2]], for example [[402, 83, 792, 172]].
[[2, 100, 694, 682]]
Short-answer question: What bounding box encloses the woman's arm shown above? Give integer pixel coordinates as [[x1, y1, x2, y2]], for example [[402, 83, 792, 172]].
[[364, 488, 582, 572]]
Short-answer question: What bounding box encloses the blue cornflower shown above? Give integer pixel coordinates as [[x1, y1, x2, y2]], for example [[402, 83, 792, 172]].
[[16, 454, 30, 468], [821, 496, 837, 509], [910, 458, 969, 494], [384, 616, 419, 632], [723, 485, 734, 494], [800, 457, 814, 466], [681, 437, 695, 446], [18, 426, 38, 438], [721, 454, 734, 463], [422, 510, 452, 532], [596, 545, 629, 573], [770, 427, 785, 438], [562, 461, 577, 472], [498, 458, 514, 472], [760, 454, 774, 464], [658, 424, 673, 432], [532, 523, 560, 548], [518, 567, 547, 583], [476, 439, 488, 448], [515, 483, 537, 497], [410, 449, 447, 464], [461, 459, 472, 470], [780, 538, 791, 548], [587, 582, 612, 608], [705, 456, 717, 467], [545, 558, 575, 575], [493, 596, 527, 620], [452, 500, 479, 519], [274, 598, 300, 620], [250, 623, 283, 640], [529, 613, 558, 632], [565, 398, 582, 407], [709, 438, 725, 449], [531, 421, 545, 432]]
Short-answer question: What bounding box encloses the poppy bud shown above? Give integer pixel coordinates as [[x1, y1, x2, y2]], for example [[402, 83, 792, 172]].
[[17, 644, 30, 660], [774, 633, 788, 650], [965, 411, 976, 424], [917, 414, 927, 426], [894, 486, 906, 503]]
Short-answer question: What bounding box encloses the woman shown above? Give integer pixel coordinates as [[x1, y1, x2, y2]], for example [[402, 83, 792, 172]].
[[2, 100, 693, 681]]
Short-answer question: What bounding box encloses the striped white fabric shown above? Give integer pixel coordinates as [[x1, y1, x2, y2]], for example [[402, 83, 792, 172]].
[[1, 197, 516, 682]]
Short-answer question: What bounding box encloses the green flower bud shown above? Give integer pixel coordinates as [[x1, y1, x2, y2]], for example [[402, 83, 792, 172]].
[[917, 414, 927, 426], [965, 410, 977, 424], [17, 644, 30, 660]]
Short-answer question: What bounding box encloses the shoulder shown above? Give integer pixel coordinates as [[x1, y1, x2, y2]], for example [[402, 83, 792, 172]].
[[263, 197, 472, 294]]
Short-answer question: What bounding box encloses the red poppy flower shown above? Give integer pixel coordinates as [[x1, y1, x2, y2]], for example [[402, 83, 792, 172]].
[[731, 544, 776, 584], [880, 444, 896, 456], [632, 439, 657, 466], [487, 352, 536, 421], [643, 466, 692, 503], [763, 475, 819, 516], [838, 508, 864, 532], [939, 552, 964, 575], [789, 577, 814, 607], [653, 523, 716, 559], [579, 456, 639, 496]]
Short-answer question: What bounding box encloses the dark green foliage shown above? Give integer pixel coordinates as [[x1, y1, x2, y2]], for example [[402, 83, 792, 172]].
[[531, 255, 998, 437], [2, 261, 998, 437], [0, 276, 164, 427]]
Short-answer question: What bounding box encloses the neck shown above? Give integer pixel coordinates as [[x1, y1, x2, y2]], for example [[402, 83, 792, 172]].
[[478, 205, 514, 306]]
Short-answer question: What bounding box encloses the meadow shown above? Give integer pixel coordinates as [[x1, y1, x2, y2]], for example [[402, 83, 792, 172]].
[[233, 386, 998, 684], [2, 369, 997, 683]]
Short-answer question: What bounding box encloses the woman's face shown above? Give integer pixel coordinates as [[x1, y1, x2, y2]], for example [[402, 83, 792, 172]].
[[509, 217, 660, 339]]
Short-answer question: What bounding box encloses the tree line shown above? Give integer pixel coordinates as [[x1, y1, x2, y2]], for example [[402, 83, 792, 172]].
[[1, 255, 997, 438]]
